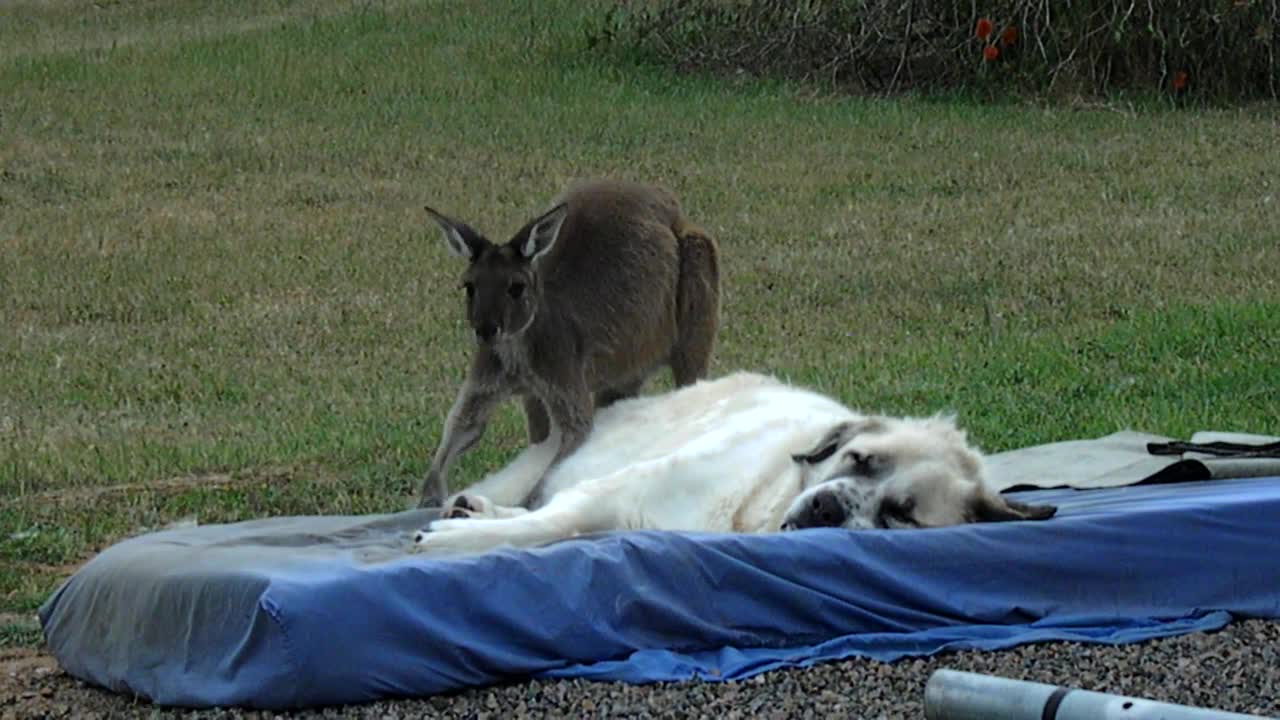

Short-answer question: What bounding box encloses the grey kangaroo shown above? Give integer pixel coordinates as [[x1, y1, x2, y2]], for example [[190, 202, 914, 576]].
[[418, 179, 721, 508]]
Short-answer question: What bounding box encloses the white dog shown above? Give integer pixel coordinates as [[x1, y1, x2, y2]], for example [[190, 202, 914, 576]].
[[413, 372, 1054, 555]]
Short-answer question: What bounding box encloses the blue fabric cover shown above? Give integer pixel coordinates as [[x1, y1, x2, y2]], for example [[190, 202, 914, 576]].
[[39, 477, 1280, 709]]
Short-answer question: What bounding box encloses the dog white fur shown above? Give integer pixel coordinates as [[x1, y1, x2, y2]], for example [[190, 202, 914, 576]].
[[413, 372, 1054, 555]]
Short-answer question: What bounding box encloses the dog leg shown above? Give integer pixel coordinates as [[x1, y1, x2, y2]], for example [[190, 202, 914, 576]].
[[414, 485, 623, 555]]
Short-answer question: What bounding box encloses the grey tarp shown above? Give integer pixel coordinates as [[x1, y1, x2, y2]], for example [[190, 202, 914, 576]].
[[986, 430, 1280, 492]]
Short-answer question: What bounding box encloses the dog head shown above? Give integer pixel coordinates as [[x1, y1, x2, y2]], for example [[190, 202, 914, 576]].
[[782, 415, 1055, 531]]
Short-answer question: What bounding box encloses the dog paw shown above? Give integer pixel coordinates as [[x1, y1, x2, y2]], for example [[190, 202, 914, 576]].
[[410, 525, 466, 552], [408, 519, 465, 546], [443, 492, 493, 519], [412, 524, 509, 556]]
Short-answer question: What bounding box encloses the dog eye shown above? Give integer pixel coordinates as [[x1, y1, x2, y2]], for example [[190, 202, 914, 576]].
[[508, 282, 526, 299]]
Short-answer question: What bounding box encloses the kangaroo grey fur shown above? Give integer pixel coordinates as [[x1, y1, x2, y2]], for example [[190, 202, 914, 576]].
[[419, 179, 721, 508]]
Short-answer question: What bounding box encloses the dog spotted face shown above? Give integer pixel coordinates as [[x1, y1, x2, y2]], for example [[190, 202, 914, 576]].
[[781, 415, 1055, 531]]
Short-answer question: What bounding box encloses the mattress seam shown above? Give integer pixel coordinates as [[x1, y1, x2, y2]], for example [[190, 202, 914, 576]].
[[258, 593, 303, 707]]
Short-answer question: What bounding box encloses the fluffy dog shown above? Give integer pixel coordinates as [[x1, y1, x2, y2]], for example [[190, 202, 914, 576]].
[[413, 372, 1054, 555]]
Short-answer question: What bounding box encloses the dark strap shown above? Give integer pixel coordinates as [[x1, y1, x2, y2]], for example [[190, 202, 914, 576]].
[[1147, 440, 1280, 459], [1041, 686, 1071, 720], [1000, 458, 1212, 494]]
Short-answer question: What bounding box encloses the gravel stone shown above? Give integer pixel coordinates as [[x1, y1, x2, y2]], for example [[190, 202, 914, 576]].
[[1, 620, 1277, 718]]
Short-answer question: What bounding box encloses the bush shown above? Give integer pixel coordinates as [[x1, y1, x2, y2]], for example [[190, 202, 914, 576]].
[[589, 0, 1279, 101]]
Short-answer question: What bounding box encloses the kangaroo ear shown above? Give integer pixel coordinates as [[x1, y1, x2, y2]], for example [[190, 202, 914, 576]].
[[425, 205, 486, 260], [519, 202, 569, 260]]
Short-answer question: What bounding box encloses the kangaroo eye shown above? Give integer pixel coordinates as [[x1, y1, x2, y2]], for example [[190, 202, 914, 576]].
[[462, 282, 474, 297], [508, 282, 526, 300]]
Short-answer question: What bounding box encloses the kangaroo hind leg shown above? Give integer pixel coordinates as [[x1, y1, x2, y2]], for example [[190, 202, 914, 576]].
[[670, 223, 720, 386]]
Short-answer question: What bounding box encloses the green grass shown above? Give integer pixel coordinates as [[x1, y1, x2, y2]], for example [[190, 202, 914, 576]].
[[1, 621, 43, 650], [1, 1, 1278, 638]]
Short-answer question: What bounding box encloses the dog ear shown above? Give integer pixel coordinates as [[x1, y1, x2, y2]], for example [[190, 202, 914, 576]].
[[792, 418, 884, 464], [792, 422, 854, 464], [966, 492, 1057, 523]]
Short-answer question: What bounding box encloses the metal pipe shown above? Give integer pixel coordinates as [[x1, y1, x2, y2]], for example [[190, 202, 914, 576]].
[[924, 668, 1275, 720]]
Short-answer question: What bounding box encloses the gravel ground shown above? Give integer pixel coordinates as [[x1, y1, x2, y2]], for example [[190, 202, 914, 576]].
[[4, 619, 1278, 719]]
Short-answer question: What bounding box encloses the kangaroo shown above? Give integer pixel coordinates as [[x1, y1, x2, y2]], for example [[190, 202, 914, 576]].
[[418, 179, 721, 508]]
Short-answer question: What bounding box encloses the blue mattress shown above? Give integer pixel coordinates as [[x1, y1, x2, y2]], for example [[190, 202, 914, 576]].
[[38, 476, 1280, 709]]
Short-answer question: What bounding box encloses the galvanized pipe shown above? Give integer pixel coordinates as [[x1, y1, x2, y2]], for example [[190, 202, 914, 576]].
[[924, 668, 1275, 720]]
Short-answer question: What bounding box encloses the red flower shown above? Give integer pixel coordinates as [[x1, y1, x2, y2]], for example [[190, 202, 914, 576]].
[[1172, 71, 1189, 91], [1000, 26, 1018, 46], [983, 45, 1000, 62], [976, 18, 993, 40]]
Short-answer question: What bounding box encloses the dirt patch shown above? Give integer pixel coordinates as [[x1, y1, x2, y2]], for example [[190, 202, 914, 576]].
[[0, 647, 64, 719], [0, 647, 56, 677], [1, 648, 151, 720]]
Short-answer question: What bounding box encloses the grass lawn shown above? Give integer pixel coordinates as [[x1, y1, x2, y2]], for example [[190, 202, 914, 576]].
[[1, 0, 1277, 647]]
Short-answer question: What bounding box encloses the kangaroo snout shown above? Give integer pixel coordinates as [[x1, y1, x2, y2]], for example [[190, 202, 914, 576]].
[[475, 322, 500, 343]]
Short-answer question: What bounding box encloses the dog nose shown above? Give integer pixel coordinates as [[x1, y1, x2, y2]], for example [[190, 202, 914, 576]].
[[810, 492, 845, 527], [782, 490, 848, 531], [475, 323, 499, 342]]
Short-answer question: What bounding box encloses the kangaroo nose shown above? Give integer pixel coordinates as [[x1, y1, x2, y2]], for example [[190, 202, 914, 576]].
[[475, 323, 499, 342]]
